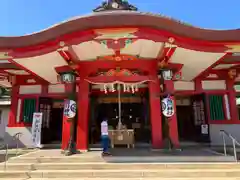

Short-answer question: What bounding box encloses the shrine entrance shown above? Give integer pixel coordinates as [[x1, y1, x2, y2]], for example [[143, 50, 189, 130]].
[[88, 81, 152, 148], [39, 98, 64, 145], [176, 94, 210, 143]]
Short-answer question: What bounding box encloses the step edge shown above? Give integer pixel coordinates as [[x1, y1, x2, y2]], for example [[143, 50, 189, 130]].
[[1, 169, 240, 172]]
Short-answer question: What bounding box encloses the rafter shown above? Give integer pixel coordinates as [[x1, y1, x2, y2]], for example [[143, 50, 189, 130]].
[[8, 59, 49, 85], [194, 53, 230, 80]]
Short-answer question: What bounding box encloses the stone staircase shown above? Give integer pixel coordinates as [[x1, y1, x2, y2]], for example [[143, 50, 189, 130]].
[[0, 149, 240, 179]]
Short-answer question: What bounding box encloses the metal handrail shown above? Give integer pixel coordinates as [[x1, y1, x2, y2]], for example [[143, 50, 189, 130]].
[[0, 143, 8, 171], [0, 132, 23, 171], [220, 130, 240, 162], [12, 132, 23, 156]]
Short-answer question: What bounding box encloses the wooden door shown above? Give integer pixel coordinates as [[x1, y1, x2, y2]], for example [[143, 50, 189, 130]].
[[191, 94, 210, 142], [39, 97, 52, 143]]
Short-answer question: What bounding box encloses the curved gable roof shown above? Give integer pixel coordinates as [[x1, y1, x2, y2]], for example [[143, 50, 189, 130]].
[[0, 11, 239, 49]]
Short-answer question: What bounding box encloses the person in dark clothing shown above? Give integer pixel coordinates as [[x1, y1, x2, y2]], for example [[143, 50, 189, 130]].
[[163, 117, 174, 150]]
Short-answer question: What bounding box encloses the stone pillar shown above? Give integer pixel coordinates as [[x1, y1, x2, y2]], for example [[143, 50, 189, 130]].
[[164, 80, 180, 148], [149, 78, 163, 149], [226, 79, 238, 123], [76, 80, 89, 151]]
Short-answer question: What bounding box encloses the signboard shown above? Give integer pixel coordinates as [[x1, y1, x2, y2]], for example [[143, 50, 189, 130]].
[[64, 100, 77, 118], [31, 112, 43, 148], [201, 124, 209, 135], [162, 97, 174, 117]]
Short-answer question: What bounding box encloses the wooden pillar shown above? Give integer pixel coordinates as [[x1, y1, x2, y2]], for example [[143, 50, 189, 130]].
[[8, 85, 19, 126], [164, 80, 180, 148], [149, 78, 163, 149], [41, 85, 48, 96], [195, 79, 203, 93], [76, 80, 89, 151], [61, 83, 75, 150], [226, 79, 238, 123]]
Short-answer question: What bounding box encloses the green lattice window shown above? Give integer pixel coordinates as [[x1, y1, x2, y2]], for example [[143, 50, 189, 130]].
[[209, 95, 225, 120], [22, 98, 36, 123]]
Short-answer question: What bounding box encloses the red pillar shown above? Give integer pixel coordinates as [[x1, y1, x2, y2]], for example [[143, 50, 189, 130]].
[[8, 85, 19, 127], [76, 80, 89, 151], [61, 83, 75, 150], [41, 85, 48, 96], [164, 80, 180, 148], [226, 79, 238, 123], [149, 79, 163, 149], [195, 79, 203, 93]]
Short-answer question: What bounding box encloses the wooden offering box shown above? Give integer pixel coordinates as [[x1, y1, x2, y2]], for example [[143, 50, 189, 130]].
[[108, 129, 135, 148]]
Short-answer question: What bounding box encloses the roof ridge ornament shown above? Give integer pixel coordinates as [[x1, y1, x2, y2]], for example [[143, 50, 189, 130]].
[[93, 0, 138, 12]]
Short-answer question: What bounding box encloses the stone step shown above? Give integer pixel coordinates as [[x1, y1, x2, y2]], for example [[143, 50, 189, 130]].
[[7, 157, 104, 163], [3, 179, 240, 180], [2, 162, 240, 171], [27, 178, 240, 180], [6, 155, 235, 163], [0, 169, 240, 178]]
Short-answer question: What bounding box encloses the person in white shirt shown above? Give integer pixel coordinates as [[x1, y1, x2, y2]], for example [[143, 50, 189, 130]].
[[101, 118, 110, 155]]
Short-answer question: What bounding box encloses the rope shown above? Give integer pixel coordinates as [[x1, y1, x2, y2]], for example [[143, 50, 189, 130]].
[[84, 79, 155, 85]]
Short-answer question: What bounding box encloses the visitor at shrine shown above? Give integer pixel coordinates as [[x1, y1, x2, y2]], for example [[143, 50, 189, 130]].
[[101, 118, 111, 156]]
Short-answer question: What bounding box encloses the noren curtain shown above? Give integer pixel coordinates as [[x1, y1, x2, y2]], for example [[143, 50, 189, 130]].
[[209, 95, 225, 120], [23, 98, 36, 123]]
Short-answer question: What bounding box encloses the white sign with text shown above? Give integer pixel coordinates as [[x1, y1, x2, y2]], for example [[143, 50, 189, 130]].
[[31, 112, 43, 148]]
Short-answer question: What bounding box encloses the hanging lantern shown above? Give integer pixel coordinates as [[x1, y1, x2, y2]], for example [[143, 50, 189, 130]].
[[60, 72, 76, 83], [162, 96, 175, 117], [161, 69, 173, 80]]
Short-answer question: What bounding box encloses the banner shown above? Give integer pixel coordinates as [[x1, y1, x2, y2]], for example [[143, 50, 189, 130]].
[[64, 100, 76, 118], [162, 97, 175, 117], [31, 112, 43, 148]]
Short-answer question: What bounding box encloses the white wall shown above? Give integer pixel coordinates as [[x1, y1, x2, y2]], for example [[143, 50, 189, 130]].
[[4, 127, 33, 148], [210, 124, 240, 145], [19, 85, 42, 94], [48, 84, 65, 93], [174, 81, 195, 91], [202, 80, 226, 90], [0, 106, 10, 139]]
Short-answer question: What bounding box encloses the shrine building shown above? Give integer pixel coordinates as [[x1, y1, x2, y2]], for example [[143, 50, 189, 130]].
[[1, 0, 240, 151]]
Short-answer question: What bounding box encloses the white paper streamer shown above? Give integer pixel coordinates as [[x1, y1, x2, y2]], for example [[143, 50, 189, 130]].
[[224, 94, 231, 120]]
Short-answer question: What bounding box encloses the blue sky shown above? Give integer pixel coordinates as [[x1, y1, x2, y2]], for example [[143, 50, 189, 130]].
[[1, 0, 239, 36]]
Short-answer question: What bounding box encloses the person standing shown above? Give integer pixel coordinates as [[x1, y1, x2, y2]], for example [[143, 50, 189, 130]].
[[101, 118, 111, 156]]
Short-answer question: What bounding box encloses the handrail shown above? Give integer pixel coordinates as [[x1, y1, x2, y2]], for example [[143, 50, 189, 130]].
[[0, 143, 8, 171], [220, 130, 240, 162], [0, 132, 23, 171], [12, 132, 23, 156]]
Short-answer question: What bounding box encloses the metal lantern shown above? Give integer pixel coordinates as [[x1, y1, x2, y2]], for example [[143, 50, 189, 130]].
[[60, 72, 76, 83], [161, 69, 173, 80]]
